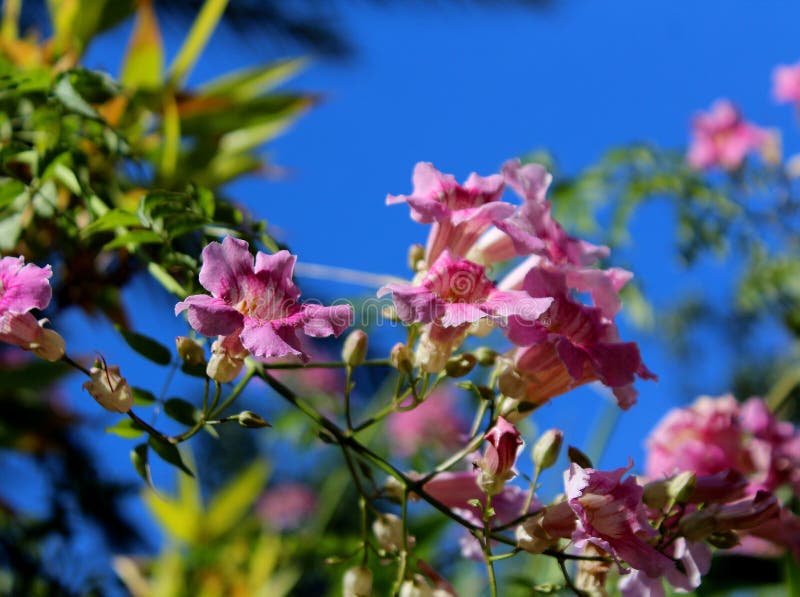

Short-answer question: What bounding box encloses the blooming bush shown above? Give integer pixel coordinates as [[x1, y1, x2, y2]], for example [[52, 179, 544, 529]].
[[1, 4, 799, 597]]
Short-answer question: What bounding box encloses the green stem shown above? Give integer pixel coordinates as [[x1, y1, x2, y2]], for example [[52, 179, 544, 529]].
[[209, 366, 255, 418], [261, 359, 390, 370], [344, 366, 354, 430], [482, 493, 498, 597]]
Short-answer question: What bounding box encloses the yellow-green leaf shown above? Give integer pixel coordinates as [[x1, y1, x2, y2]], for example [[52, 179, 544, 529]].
[[121, 0, 163, 89], [205, 460, 269, 539]]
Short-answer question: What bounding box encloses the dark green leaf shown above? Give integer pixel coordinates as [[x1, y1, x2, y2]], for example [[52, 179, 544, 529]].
[[132, 387, 156, 406], [148, 436, 194, 477], [131, 443, 154, 489], [117, 327, 172, 366], [80, 209, 142, 237], [53, 75, 99, 119], [164, 398, 201, 427]]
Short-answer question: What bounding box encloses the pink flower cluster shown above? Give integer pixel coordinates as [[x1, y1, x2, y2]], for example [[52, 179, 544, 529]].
[[644, 394, 800, 560], [687, 100, 769, 171], [383, 161, 654, 411]]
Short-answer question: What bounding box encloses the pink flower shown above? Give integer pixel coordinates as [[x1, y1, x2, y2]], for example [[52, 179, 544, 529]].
[[387, 388, 467, 457], [387, 162, 514, 264], [176, 238, 353, 362], [740, 398, 800, 494], [687, 100, 769, 171], [736, 506, 800, 561], [378, 250, 552, 372], [565, 462, 673, 578], [498, 267, 655, 411], [773, 61, 800, 106], [0, 256, 64, 361], [257, 483, 317, 531], [645, 395, 750, 481], [472, 160, 609, 267]]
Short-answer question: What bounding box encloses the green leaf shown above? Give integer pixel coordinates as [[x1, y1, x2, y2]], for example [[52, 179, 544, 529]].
[[0, 179, 26, 210], [53, 75, 98, 119], [786, 553, 800, 596], [205, 461, 269, 539], [201, 57, 307, 100], [102, 229, 163, 250], [132, 386, 156, 406], [168, 0, 229, 85], [131, 443, 154, 489], [148, 436, 194, 477], [164, 398, 201, 427], [117, 327, 172, 366], [120, 0, 163, 89], [106, 418, 145, 439], [80, 208, 141, 237]]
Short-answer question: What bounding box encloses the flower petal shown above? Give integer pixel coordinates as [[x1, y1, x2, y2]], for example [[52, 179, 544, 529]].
[[0, 257, 53, 313], [240, 317, 305, 360], [301, 303, 353, 337], [198, 237, 254, 302], [175, 295, 243, 337]]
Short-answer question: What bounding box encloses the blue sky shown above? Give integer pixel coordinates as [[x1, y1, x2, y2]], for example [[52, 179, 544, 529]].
[[11, 1, 800, 586]]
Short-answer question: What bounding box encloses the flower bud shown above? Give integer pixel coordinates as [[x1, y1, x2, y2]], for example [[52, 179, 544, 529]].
[[497, 366, 526, 399], [343, 565, 373, 597], [390, 343, 414, 375], [31, 326, 65, 362], [477, 417, 523, 496], [342, 329, 368, 367], [383, 476, 406, 502], [415, 334, 448, 373], [408, 244, 425, 272], [642, 480, 669, 510], [372, 513, 405, 552], [444, 353, 476, 378], [399, 575, 433, 597], [176, 336, 205, 365], [474, 347, 497, 367], [667, 471, 696, 504], [207, 334, 248, 383], [707, 530, 740, 549], [532, 429, 563, 472], [678, 510, 717, 541], [83, 363, 133, 413], [237, 410, 271, 428]]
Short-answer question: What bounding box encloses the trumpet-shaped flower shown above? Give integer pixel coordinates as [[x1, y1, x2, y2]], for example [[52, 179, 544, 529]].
[[0, 256, 65, 361], [565, 462, 673, 578], [379, 250, 552, 371], [176, 237, 353, 362], [498, 267, 655, 411], [387, 162, 514, 264], [687, 100, 768, 171]]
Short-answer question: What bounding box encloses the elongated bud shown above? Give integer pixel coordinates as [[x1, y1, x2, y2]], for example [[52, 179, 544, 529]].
[[342, 329, 368, 367], [390, 343, 414, 375], [408, 244, 425, 272], [474, 347, 497, 367], [343, 565, 373, 597], [477, 417, 523, 496], [83, 363, 133, 413], [176, 336, 205, 365], [567, 445, 593, 469], [237, 410, 271, 428], [497, 366, 526, 399], [445, 353, 476, 378], [532, 429, 563, 472]]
